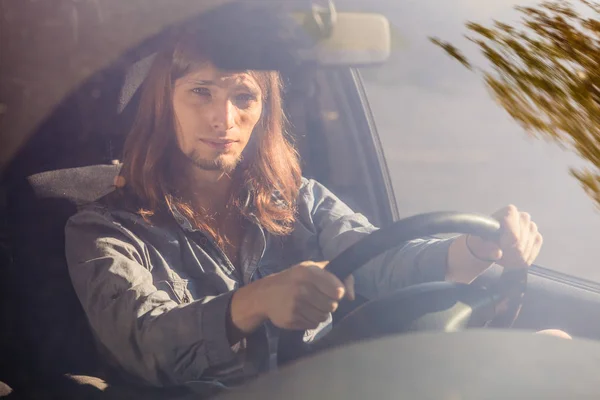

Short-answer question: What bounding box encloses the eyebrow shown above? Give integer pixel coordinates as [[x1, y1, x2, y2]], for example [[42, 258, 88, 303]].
[[192, 80, 216, 86], [189, 79, 259, 93]]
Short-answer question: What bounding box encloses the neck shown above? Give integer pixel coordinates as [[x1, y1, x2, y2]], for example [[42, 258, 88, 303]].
[[172, 156, 235, 214]]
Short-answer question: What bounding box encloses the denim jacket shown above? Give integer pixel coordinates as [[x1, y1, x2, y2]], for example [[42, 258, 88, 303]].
[[65, 178, 452, 392]]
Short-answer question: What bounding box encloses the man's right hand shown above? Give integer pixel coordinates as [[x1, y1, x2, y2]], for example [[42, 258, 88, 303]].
[[229, 261, 355, 337], [259, 261, 355, 330]]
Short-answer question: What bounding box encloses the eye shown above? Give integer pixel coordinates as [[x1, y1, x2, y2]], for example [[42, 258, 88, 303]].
[[234, 93, 258, 108], [191, 87, 211, 97]]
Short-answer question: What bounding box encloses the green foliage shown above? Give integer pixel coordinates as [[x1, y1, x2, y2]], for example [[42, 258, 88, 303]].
[[431, 1, 600, 209], [429, 37, 473, 70]]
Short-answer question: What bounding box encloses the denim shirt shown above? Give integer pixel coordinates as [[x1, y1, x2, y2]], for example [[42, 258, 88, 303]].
[[65, 178, 452, 392]]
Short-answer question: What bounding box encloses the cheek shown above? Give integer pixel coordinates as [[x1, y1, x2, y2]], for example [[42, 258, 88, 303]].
[[173, 99, 207, 149], [240, 104, 263, 141]]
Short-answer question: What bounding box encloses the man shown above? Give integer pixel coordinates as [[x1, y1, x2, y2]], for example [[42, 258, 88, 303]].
[[65, 29, 545, 396]]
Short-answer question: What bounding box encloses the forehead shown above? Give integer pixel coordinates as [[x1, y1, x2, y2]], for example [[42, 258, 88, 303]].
[[180, 62, 260, 90]]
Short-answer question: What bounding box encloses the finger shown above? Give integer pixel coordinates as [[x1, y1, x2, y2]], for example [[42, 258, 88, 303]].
[[311, 261, 351, 300], [518, 212, 532, 256], [302, 284, 340, 314], [496, 205, 521, 249], [305, 265, 346, 300], [311, 261, 329, 270], [521, 220, 537, 264], [296, 303, 330, 328], [288, 313, 321, 330], [527, 232, 543, 265], [535, 329, 572, 340], [344, 275, 355, 301]]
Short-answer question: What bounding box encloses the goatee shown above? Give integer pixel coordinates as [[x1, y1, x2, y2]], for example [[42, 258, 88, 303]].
[[188, 149, 242, 174]]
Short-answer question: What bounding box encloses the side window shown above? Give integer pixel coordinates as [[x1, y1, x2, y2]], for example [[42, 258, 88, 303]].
[[360, 0, 600, 281]]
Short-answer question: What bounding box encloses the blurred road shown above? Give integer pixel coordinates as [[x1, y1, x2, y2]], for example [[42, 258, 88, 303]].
[[361, 0, 600, 281]]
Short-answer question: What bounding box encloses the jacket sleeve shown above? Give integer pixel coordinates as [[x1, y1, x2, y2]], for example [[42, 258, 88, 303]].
[[65, 209, 239, 386], [297, 178, 454, 300]]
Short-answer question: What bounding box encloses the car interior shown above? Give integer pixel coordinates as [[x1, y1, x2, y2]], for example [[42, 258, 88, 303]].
[[0, 11, 394, 396], [4, 0, 600, 399]]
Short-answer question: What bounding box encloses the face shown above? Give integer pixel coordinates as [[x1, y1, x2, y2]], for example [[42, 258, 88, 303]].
[[172, 62, 263, 173]]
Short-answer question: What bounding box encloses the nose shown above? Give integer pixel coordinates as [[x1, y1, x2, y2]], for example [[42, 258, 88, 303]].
[[210, 99, 236, 132]]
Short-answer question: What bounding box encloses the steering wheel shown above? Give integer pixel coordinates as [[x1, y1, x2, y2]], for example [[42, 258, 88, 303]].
[[277, 212, 528, 365]]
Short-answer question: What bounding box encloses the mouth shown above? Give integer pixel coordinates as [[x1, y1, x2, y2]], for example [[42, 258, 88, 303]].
[[199, 138, 238, 150]]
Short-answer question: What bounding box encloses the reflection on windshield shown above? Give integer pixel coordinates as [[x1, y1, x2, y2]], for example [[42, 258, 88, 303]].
[[432, 0, 600, 212], [361, 0, 600, 280]]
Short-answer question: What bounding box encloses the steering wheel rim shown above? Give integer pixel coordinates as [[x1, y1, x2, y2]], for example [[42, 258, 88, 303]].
[[277, 212, 528, 365]]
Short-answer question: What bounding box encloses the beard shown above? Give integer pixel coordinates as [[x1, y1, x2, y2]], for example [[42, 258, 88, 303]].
[[187, 149, 242, 174]]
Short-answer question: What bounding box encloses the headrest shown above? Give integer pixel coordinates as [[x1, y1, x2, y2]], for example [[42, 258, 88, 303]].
[[25, 164, 121, 206]]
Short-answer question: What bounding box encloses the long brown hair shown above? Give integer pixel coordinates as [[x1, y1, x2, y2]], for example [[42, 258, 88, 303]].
[[120, 31, 302, 246]]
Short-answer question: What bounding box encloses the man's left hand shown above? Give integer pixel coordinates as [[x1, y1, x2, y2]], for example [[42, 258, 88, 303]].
[[467, 205, 543, 268]]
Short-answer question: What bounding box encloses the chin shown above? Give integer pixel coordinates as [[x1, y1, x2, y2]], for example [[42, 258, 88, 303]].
[[219, 158, 242, 172], [185, 147, 243, 172]]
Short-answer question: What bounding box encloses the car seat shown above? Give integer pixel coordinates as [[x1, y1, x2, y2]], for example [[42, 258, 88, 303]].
[[5, 165, 199, 399]]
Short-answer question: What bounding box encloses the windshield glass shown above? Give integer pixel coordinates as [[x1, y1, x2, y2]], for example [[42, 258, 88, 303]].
[[361, 0, 600, 281]]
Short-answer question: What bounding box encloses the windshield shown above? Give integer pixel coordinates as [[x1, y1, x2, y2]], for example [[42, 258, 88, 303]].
[[360, 0, 600, 281], [1, 1, 595, 397]]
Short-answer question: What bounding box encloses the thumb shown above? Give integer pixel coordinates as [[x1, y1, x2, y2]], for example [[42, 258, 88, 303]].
[[312, 261, 329, 270], [468, 236, 503, 261], [344, 275, 355, 301], [493, 248, 503, 261], [314, 260, 354, 299], [312, 261, 354, 299]]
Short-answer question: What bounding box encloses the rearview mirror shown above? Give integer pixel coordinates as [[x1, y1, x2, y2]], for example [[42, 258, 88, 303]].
[[292, 12, 392, 66], [186, 4, 392, 72]]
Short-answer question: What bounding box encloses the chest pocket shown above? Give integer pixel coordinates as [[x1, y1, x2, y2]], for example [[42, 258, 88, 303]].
[[156, 279, 191, 304]]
